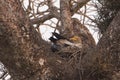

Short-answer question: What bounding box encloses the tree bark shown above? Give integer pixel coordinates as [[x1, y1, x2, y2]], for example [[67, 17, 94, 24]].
[[60, 0, 74, 38], [0, 0, 49, 79], [95, 10, 120, 79]]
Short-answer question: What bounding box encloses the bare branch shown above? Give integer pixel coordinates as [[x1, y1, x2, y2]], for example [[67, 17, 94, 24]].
[[71, 0, 90, 15], [30, 0, 90, 25], [77, 10, 97, 24], [30, 13, 54, 24]]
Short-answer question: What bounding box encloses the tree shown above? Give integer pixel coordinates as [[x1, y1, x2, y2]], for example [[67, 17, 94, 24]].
[[96, 11, 120, 80], [0, 0, 119, 80], [96, 0, 120, 34], [95, 0, 120, 79]]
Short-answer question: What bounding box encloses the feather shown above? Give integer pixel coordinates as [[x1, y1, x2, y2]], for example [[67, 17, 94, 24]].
[[52, 32, 66, 40]]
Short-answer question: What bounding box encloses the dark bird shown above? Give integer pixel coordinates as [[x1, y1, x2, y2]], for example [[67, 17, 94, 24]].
[[49, 32, 82, 52], [49, 36, 60, 52], [49, 36, 57, 43], [49, 33, 68, 52], [52, 32, 66, 40]]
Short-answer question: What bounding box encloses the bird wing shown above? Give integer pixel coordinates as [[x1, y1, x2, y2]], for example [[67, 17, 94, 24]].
[[58, 39, 82, 48]]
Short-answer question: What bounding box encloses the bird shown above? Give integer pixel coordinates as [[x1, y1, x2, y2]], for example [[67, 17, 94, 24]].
[[49, 36, 57, 43], [49, 36, 61, 52], [49, 32, 82, 52], [51, 32, 72, 47], [49, 32, 69, 52], [52, 32, 66, 40]]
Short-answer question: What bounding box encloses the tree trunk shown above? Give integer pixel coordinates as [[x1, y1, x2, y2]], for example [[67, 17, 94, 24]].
[[0, 0, 50, 79], [95, 10, 120, 79]]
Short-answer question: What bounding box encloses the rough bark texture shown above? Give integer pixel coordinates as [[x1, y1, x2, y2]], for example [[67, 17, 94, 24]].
[[96, 10, 120, 79], [60, 0, 74, 38], [0, 0, 50, 79]]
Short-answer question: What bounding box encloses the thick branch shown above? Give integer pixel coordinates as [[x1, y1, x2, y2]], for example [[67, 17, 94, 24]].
[[96, 10, 120, 73], [30, 13, 54, 24], [0, 0, 49, 79], [60, 0, 74, 38]]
